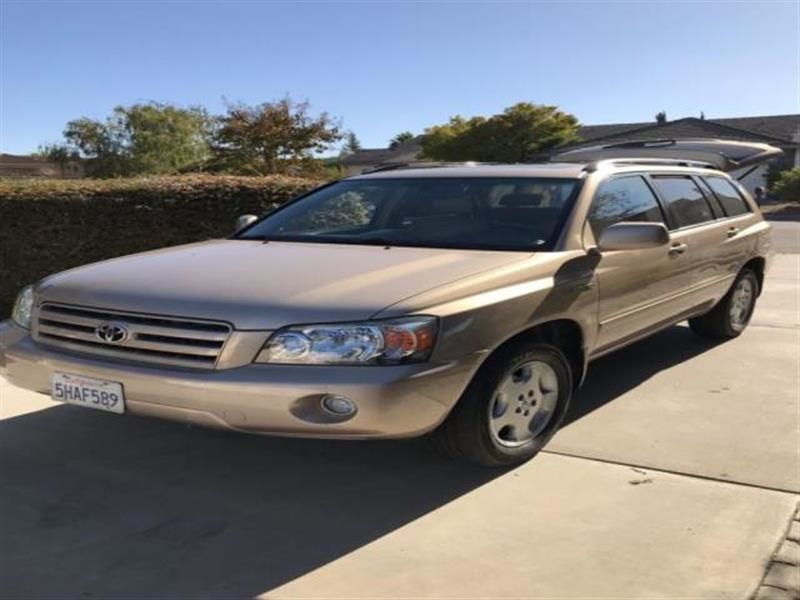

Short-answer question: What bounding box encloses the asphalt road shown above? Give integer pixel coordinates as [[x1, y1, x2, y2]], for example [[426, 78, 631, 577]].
[[1, 246, 798, 598]]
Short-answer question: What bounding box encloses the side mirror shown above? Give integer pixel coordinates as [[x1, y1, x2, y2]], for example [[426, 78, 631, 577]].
[[597, 222, 670, 251], [234, 214, 258, 233]]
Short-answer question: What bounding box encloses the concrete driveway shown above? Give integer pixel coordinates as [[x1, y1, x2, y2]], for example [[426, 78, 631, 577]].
[[1, 230, 798, 599]]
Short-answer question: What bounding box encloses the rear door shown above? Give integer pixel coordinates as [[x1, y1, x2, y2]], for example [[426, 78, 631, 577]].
[[647, 174, 737, 315], [698, 174, 762, 278]]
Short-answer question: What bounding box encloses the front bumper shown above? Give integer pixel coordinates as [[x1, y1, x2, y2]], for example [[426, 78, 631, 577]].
[[0, 320, 484, 439]]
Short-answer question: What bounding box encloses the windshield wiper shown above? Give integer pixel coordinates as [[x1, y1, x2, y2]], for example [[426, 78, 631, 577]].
[[238, 234, 396, 247]]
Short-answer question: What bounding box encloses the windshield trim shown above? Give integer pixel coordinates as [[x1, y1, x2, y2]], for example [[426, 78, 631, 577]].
[[234, 176, 583, 252], [234, 235, 549, 253]]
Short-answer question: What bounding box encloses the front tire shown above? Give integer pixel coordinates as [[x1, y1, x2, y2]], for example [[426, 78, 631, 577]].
[[432, 342, 572, 467], [689, 268, 759, 339]]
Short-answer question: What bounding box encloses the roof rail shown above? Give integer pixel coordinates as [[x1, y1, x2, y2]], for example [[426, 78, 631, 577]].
[[597, 139, 678, 149], [361, 161, 497, 174], [583, 157, 717, 172]]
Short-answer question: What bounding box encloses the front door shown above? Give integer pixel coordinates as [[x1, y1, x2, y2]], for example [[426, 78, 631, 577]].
[[585, 174, 684, 351]]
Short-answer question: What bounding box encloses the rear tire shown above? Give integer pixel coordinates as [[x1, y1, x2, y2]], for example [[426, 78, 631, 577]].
[[689, 268, 759, 339], [432, 342, 572, 467]]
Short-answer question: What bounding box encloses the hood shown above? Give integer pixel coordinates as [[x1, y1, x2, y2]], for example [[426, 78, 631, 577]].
[[38, 240, 528, 329]]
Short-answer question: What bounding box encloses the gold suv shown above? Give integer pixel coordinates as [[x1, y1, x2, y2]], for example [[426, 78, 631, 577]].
[[0, 140, 778, 466]]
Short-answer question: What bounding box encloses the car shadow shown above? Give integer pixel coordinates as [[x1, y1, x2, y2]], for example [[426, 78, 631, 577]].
[[0, 404, 502, 599], [564, 324, 720, 426], [0, 326, 721, 599]]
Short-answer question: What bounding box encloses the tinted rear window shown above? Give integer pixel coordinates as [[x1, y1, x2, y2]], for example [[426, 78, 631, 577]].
[[651, 176, 714, 228], [704, 176, 751, 217]]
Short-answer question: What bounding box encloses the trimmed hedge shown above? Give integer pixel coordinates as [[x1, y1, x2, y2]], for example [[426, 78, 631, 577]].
[[773, 167, 800, 202], [0, 174, 323, 317]]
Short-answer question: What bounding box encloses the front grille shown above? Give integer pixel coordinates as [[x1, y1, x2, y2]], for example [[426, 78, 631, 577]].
[[34, 303, 232, 369]]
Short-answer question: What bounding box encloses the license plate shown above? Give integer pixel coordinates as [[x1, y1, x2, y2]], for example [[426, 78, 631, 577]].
[[51, 372, 125, 414]]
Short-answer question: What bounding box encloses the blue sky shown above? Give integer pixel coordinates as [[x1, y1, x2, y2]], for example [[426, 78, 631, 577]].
[[1, 0, 798, 154]]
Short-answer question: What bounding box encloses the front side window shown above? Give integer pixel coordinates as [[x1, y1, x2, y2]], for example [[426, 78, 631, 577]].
[[651, 176, 715, 228], [704, 176, 751, 217], [587, 176, 664, 239], [238, 177, 581, 251]]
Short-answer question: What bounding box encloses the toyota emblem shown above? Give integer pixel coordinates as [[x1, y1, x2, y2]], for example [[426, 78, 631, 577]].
[[95, 322, 129, 344]]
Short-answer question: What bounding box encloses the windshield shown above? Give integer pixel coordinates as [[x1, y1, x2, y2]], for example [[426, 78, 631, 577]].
[[237, 177, 581, 251]]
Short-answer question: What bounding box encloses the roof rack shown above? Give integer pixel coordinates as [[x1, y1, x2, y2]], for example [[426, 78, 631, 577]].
[[597, 139, 678, 149], [361, 161, 498, 174], [583, 157, 717, 172]]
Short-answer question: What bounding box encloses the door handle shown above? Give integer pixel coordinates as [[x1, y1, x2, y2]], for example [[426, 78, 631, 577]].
[[727, 227, 740, 238], [668, 243, 688, 255]]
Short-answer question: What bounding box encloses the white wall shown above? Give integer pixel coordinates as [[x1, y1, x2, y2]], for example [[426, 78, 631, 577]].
[[730, 164, 769, 195]]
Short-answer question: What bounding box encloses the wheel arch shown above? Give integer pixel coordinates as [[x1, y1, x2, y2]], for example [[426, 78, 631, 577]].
[[742, 256, 766, 296], [485, 319, 587, 390]]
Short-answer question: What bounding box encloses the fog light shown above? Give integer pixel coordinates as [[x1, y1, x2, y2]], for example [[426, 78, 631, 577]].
[[320, 394, 357, 417]]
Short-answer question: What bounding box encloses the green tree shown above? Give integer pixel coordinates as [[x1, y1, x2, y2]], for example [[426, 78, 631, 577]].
[[124, 103, 212, 174], [389, 131, 415, 148], [43, 103, 212, 177], [420, 103, 579, 162], [342, 131, 362, 154], [655, 111, 668, 124], [212, 97, 342, 175], [772, 167, 800, 202]]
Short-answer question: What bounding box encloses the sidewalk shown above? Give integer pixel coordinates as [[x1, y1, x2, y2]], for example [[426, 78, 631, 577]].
[[1, 256, 798, 599]]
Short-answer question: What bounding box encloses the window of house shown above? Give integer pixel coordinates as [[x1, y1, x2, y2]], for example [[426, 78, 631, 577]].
[[651, 176, 715, 228], [704, 176, 751, 217], [588, 176, 665, 239]]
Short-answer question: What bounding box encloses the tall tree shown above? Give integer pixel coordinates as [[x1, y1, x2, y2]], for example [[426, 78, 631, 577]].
[[655, 111, 668, 124], [389, 131, 415, 148], [421, 103, 579, 162], [342, 131, 362, 154], [43, 103, 212, 177], [212, 97, 342, 175], [124, 103, 212, 174]]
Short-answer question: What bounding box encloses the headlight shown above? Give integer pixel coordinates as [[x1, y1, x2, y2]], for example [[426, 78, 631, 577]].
[[11, 285, 35, 329], [256, 316, 437, 365]]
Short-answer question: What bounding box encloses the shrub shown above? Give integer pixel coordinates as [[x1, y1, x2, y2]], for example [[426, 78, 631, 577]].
[[0, 174, 323, 316], [772, 167, 800, 202]]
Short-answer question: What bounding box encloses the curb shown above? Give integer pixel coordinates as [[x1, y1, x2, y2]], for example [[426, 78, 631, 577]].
[[754, 501, 800, 600]]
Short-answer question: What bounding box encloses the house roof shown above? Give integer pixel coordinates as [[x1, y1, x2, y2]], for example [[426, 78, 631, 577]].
[[341, 114, 799, 169], [578, 114, 799, 146], [704, 114, 800, 142], [340, 137, 423, 166], [0, 153, 50, 165]]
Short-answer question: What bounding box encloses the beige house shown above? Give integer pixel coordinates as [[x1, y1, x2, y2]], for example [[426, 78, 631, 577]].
[[565, 114, 799, 194], [340, 137, 424, 176], [341, 114, 799, 193], [0, 153, 84, 178]]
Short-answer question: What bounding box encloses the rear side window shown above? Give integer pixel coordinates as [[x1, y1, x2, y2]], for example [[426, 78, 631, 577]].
[[704, 176, 751, 216], [651, 176, 714, 228], [588, 176, 664, 238]]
